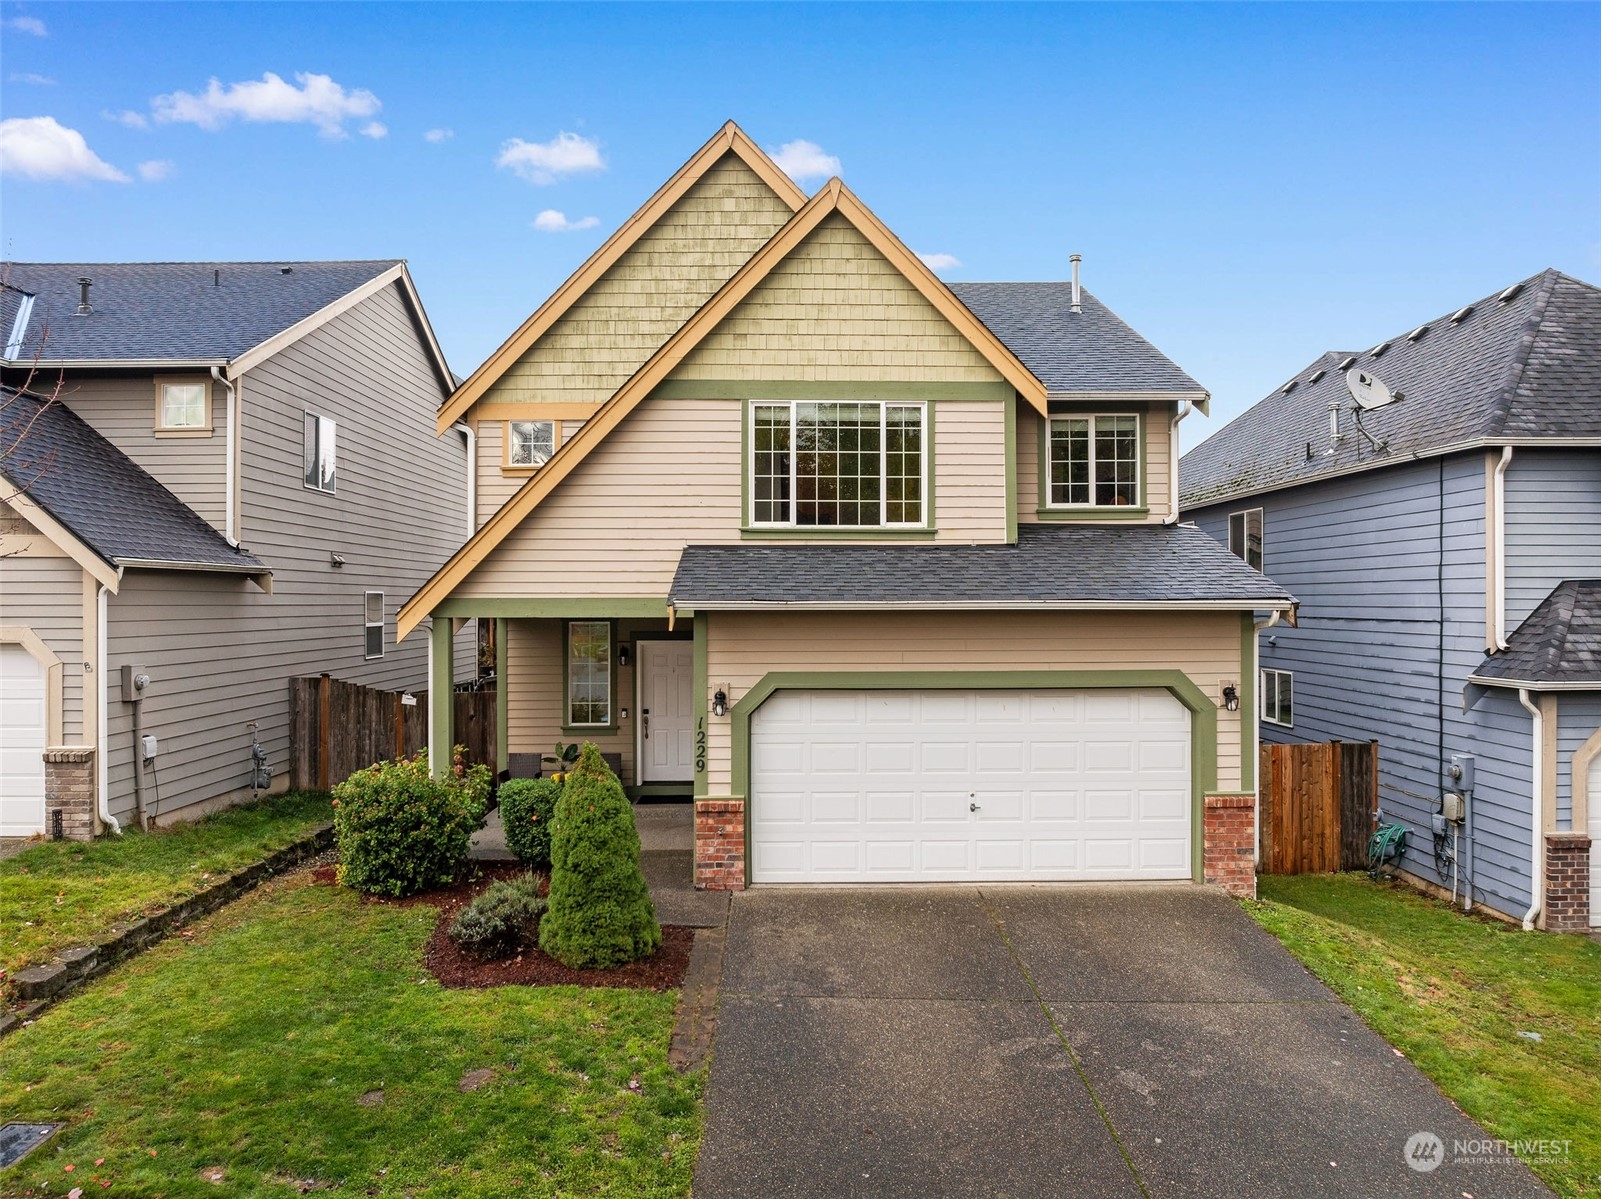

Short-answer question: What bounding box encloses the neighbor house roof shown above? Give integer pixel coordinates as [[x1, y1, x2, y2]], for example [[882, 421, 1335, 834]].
[[950, 283, 1208, 403], [668, 523, 1294, 610], [1180, 269, 1601, 509], [1468, 580, 1601, 691], [1, 387, 268, 588]]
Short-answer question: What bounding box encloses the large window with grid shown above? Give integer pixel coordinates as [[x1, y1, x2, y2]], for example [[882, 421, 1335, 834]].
[[565, 620, 612, 728], [1046, 413, 1140, 508], [750, 401, 925, 528]]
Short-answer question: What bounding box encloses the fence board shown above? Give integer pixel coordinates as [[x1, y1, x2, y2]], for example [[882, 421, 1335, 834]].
[[1260, 740, 1377, 874]]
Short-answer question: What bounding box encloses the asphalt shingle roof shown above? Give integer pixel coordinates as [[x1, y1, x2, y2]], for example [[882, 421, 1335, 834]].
[[0, 261, 399, 364], [1180, 269, 1601, 509], [949, 283, 1207, 396], [1470, 580, 1601, 689], [669, 523, 1293, 608], [1, 387, 268, 574]]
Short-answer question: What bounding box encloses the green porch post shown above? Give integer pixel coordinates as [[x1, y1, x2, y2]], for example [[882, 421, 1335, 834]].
[[495, 617, 509, 775], [429, 616, 453, 778]]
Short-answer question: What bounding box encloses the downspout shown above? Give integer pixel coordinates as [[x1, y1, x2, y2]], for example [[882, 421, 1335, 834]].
[[1491, 446, 1513, 651], [96, 582, 122, 835], [210, 366, 241, 547], [451, 422, 475, 535], [1163, 400, 1193, 525], [1517, 687, 1543, 930]]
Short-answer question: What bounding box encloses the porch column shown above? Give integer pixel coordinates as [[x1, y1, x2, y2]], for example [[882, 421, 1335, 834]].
[[429, 616, 453, 777], [495, 617, 509, 776]]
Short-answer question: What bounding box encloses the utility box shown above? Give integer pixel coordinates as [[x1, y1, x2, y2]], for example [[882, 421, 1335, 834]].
[[1450, 753, 1476, 794], [1441, 792, 1466, 824], [120, 664, 150, 703], [141, 734, 159, 762]]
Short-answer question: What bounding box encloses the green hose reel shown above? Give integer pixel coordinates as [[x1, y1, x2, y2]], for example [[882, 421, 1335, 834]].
[[1368, 823, 1407, 880]]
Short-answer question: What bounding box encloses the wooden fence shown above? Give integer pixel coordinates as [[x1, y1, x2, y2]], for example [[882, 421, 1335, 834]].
[[289, 675, 496, 792], [1259, 740, 1379, 874]]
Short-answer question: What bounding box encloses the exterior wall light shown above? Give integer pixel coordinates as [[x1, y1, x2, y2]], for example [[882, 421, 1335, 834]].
[[712, 689, 728, 718], [1222, 684, 1240, 712], [617, 644, 630, 668]]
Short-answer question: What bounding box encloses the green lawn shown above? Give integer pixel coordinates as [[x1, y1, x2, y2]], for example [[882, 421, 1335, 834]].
[[1, 791, 332, 974], [0, 871, 701, 1198], [1248, 873, 1601, 1198]]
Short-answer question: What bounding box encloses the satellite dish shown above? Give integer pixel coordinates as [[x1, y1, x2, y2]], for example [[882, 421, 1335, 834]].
[[1345, 367, 1401, 411]]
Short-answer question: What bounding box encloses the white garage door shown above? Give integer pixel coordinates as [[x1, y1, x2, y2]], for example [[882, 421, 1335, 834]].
[[0, 643, 48, 837], [750, 688, 1192, 883], [1588, 751, 1601, 929]]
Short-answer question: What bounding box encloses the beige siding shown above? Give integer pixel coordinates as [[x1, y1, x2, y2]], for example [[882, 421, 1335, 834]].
[[1018, 402, 1174, 524], [484, 155, 794, 407], [0, 554, 86, 742], [935, 400, 1008, 541], [474, 417, 584, 530], [675, 214, 1006, 384], [702, 610, 1244, 793]]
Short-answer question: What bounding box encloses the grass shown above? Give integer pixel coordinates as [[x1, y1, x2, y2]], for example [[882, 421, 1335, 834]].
[[1248, 872, 1601, 1198], [0, 871, 701, 1198], [1, 791, 333, 974]]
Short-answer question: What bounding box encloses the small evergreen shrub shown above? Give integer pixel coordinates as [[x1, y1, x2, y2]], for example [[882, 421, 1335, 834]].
[[498, 777, 562, 868], [538, 744, 661, 969], [332, 748, 490, 898], [448, 875, 546, 957]]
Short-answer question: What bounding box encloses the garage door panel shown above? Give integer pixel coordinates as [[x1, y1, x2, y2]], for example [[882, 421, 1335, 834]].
[[977, 790, 1025, 821], [1029, 742, 1080, 773], [1139, 839, 1190, 870], [1140, 789, 1188, 821], [918, 742, 970, 773], [921, 790, 973, 822], [1086, 693, 1135, 723], [811, 791, 860, 823], [866, 842, 914, 872], [865, 791, 915, 822], [975, 840, 1025, 871], [1085, 742, 1133, 772], [1086, 790, 1135, 821], [918, 693, 972, 724], [921, 840, 970, 871], [1085, 839, 1135, 870], [976, 741, 1026, 773], [1030, 790, 1081, 821], [1029, 840, 1080, 870], [974, 693, 1025, 723], [864, 741, 914, 773]]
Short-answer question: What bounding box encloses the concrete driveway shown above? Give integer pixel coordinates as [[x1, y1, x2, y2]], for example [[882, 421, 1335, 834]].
[[694, 885, 1552, 1199]]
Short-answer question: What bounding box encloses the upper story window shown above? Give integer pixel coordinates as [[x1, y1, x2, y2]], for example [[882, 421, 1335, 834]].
[[751, 401, 925, 528], [507, 419, 556, 468], [154, 377, 211, 434], [1046, 413, 1139, 507], [364, 591, 385, 659], [304, 412, 337, 493], [1228, 508, 1264, 571], [1262, 668, 1293, 727]]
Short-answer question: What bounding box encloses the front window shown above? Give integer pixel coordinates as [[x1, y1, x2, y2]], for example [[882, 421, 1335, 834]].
[[566, 620, 612, 727], [1262, 669, 1293, 727], [751, 401, 925, 527], [508, 420, 556, 467], [1229, 509, 1264, 571], [157, 381, 208, 430], [304, 412, 337, 493], [1047, 413, 1139, 507]]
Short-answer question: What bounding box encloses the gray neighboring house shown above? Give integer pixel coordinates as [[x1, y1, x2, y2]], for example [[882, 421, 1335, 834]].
[[0, 261, 473, 839], [1181, 268, 1601, 931]]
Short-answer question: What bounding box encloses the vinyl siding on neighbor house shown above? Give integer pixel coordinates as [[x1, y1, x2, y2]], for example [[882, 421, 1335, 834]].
[[0, 552, 86, 744], [1503, 448, 1601, 628]]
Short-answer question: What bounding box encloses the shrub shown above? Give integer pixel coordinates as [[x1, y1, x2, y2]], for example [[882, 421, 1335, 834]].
[[332, 748, 490, 898], [498, 777, 562, 868], [538, 744, 661, 969], [448, 875, 546, 957]]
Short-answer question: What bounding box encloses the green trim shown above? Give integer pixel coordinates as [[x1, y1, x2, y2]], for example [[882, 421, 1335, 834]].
[[1033, 507, 1151, 522], [739, 527, 938, 541], [628, 782, 694, 800], [653, 379, 1014, 402], [726, 669, 1218, 883], [429, 618, 453, 778], [1037, 410, 1148, 515], [1239, 613, 1256, 793], [561, 619, 619, 735], [1003, 393, 1017, 544], [693, 612, 709, 798], [494, 617, 508, 774], [434, 598, 672, 619]]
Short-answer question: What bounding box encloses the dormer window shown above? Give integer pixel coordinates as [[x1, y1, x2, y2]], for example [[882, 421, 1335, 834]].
[[1045, 413, 1140, 508], [507, 419, 556, 468], [154, 377, 211, 435]]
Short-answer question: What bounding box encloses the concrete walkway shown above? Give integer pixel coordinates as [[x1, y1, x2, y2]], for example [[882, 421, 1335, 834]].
[[694, 885, 1553, 1199]]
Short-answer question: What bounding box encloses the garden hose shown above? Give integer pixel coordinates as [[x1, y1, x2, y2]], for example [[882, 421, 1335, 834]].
[[1368, 823, 1407, 880]]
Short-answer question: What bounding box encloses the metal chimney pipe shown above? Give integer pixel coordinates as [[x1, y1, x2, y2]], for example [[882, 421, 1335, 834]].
[[1069, 254, 1082, 314], [76, 277, 93, 315]]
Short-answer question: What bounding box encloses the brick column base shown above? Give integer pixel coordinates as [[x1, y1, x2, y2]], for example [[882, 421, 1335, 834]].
[[1204, 792, 1256, 898], [1544, 832, 1591, 932], [695, 799, 746, 891], [43, 747, 96, 842]]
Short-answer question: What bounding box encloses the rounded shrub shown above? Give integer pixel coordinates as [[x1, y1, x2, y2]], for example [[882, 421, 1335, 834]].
[[538, 744, 661, 969], [332, 748, 490, 898], [498, 777, 562, 868], [448, 874, 546, 958]]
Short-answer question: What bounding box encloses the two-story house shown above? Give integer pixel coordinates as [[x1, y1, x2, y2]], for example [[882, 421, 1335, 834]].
[[1181, 270, 1601, 931], [399, 122, 1293, 893], [0, 260, 473, 840]]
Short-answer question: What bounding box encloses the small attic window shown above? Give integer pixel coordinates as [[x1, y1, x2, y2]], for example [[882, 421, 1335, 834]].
[[1498, 283, 1522, 303], [1407, 324, 1428, 342], [1308, 369, 1326, 385], [1370, 341, 1391, 358], [1450, 305, 1474, 324], [1338, 356, 1357, 371]]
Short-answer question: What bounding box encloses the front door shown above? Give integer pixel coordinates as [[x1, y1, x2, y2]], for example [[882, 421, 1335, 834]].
[[638, 640, 694, 784]]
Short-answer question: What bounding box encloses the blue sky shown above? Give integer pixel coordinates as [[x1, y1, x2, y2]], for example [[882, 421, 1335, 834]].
[[2, 2, 1597, 447]]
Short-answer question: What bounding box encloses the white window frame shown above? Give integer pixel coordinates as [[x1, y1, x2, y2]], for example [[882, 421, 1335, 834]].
[[506, 419, 557, 469], [303, 411, 337, 494], [747, 400, 928, 529], [1261, 668, 1293, 727], [1044, 412, 1142, 509], [1229, 508, 1264, 572], [153, 376, 212, 435], [364, 591, 385, 660], [565, 620, 613, 729]]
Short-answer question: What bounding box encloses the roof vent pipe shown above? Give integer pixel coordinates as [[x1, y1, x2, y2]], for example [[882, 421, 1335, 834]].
[[75, 276, 93, 315], [1069, 254, 1082, 314]]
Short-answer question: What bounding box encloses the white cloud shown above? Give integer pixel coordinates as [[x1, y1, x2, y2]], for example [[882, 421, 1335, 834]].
[[532, 209, 600, 233], [137, 159, 173, 182], [359, 120, 387, 139], [10, 72, 54, 85], [5, 15, 46, 35], [0, 116, 129, 182], [496, 131, 603, 185], [917, 252, 961, 271], [423, 127, 453, 144], [770, 138, 840, 181], [152, 71, 381, 139], [104, 109, 149, 130]]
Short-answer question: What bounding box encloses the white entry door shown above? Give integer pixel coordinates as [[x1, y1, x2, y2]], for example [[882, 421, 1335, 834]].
[[0, 643, 48, 836], [638, 640, 695, 784], [750, 688, 1192, 883]]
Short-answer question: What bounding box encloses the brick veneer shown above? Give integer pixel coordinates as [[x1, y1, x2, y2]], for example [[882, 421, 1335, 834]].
[[695, 799, 746, 891], [1203, 792, 1257, 898], [43, 747, 95, 842], [1543, 832, 1591, 933]]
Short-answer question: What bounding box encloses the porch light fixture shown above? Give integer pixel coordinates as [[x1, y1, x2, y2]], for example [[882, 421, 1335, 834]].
[[617, 644, 630, 668], [1222, 684, 1240, 712], [712, 689, 728, 718]]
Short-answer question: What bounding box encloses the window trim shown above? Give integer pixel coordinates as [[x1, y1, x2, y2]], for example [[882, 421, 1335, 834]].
[[744, 399, 930, 532], [504, 418, 560, 472], [1261, 667, 1293, 727], [1229, 507, 1265, 572], [1040, 411, 1144, 512], [303, 410, 337, 494], [364, 591, 385, 660], [152, 375, 213, 437], [562, 619, 618, 733]]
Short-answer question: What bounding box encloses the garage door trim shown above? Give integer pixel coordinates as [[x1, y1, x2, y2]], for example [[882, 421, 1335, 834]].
[[731, 670, 1219, 883]]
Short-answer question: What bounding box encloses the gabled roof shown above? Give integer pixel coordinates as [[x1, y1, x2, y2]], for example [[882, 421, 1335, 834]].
[[434, 121, 809, 432], [0, 260, 452, 387], [1, 386, 268, 589], [1180, 269, 1601, 509], [1469, 580, 1601, 691], [669, 523, 1294, 610], [951, 283, 1208, 404], [398, 177, 1049, 639]]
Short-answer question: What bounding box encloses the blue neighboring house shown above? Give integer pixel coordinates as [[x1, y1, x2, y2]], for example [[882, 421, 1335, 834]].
[[1180, 269, 1601, 931]]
